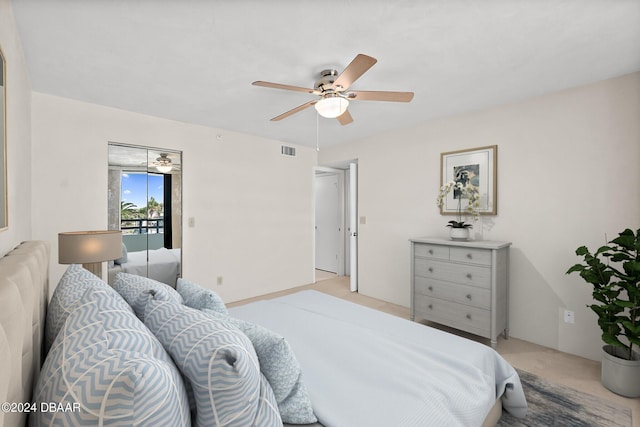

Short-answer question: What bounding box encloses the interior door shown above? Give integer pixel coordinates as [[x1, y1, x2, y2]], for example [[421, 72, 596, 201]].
[[349, 162, 358, 292], [315, 173, 340, 273]]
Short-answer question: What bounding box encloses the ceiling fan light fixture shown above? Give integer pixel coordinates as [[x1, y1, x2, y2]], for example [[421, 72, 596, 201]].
[[155, 154, 172, 173], [315, 96, 349, 119]]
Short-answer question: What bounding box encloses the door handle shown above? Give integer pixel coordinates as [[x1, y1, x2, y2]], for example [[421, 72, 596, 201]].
[[352, 232, 357, 237]]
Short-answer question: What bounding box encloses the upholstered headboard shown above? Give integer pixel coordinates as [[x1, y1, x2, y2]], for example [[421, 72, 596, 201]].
[[0, 241, 50, 427]]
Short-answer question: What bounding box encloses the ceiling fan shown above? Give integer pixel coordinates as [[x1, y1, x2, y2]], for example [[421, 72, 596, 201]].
[[152, 153, 173, 173], [252, 54, 414, 125]]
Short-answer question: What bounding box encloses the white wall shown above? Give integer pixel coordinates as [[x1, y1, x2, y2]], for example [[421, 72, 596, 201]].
[[319, 72, 640, 361], [31, 93, 316, 302], [0, 0, 33, 256]]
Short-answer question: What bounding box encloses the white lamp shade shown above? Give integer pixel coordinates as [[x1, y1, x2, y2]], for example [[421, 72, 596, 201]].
[[58, 230, 122, 264], [314, 96, 349, 118], [156, 164, 172, 173]]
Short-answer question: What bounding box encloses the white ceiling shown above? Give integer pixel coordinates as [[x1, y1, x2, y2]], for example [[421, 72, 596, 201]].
[[11, 0, 640, 148]]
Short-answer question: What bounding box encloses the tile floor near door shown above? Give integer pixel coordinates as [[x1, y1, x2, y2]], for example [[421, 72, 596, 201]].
[[228, 275, 639, 427]]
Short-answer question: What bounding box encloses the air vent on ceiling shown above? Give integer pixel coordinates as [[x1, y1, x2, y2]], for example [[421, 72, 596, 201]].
[[281, 145, 296, 157]]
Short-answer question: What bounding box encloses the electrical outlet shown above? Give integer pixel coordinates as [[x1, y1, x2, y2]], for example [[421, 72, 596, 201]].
[[564, 309, 575, 324], [216, 276, 223, 286]]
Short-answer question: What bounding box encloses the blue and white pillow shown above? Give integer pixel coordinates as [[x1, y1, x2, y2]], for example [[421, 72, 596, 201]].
[[32, 293, 190, 427], [113, 272, 183, 319], [203, 309, 316, 424], [45, 264, 132, 353], [176, 277, 228, 314], [144, 299, 282, 427]]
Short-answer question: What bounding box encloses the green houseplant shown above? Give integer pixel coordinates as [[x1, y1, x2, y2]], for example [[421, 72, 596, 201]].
[[566, 228, 640, 397]]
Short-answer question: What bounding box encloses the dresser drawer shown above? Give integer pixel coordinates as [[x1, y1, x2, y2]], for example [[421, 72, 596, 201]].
[[414, 243, 449, 260], [414, 258, 491, 288], [450, 247, 492, 266], [414, 295, 490, 336], [414, 277, 491, 309]]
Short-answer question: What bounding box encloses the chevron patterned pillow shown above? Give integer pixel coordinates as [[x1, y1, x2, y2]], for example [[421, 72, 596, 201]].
[[114, 272, 183, 319], [144, 299, 282, 427], [45, 264, 132, 353], [202, 309, 317, 424], [32, 293, 190, 426]]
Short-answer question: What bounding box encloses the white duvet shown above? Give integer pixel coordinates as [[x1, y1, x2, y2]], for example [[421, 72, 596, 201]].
[[229, 290, 527, 427]]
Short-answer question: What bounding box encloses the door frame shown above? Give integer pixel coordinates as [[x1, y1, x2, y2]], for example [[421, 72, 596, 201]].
[[313, 159, 358, 291]]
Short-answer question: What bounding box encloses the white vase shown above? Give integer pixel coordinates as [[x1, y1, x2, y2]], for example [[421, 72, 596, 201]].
[[601, 345, 640, 397], [449, 227, 470, 241]]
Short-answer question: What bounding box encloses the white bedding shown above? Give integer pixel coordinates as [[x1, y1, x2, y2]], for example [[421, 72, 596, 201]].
[[119, 247, 181, 286], [229, 290, 527, 427]]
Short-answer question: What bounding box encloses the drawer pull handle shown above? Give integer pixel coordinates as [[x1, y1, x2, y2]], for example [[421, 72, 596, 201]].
[[428, 249, 434, 255], [466, 273, 472, 279], [466, 314, 472, 320], [428, 267, 434, 273], [428, 286, 433, 291], [466, 253, 473, 259], [428, 304, 433, 310], [466, 294, 472, 300]]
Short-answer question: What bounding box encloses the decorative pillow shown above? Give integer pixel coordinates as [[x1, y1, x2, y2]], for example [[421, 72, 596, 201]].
[[144, 299, 282, 427], [114, 242, 128, 265], [203, 309, 316, 424], [32, 294, 190, 426], [114, 272, 183, 319], [45, 264, 132, 353], [176, 277, 228, 314]]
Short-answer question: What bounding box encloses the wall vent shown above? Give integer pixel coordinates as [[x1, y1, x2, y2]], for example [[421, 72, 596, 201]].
[[281, 145, 296, 157]]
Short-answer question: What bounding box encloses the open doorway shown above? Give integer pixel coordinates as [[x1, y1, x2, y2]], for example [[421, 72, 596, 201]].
[[314, 160, 358, 292]]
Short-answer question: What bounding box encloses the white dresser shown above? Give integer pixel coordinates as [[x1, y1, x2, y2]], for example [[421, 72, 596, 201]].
[[410, 237, 511, 348]]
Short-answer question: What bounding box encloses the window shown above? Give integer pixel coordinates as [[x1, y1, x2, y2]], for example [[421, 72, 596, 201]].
[[120, 172, 164, 235]]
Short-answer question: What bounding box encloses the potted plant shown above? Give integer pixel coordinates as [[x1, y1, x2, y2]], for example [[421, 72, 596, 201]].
[[566, 228, 640, 397], [436, 180, 480, 241]]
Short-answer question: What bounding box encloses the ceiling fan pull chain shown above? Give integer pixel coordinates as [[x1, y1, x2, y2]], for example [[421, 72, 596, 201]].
[[316, 112, 320, 152]]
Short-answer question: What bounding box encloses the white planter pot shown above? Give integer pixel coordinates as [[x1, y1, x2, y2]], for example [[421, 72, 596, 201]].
[[601, 345, 640, 397], [449, 227, 470, 241]]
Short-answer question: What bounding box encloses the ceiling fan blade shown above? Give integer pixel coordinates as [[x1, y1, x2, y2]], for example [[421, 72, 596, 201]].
[[336, 110, 354, 126], [333, 54, 377, 91], [347, 90, 414, 102], [271, 100, 317, 121], [252, 81, 318, 94]]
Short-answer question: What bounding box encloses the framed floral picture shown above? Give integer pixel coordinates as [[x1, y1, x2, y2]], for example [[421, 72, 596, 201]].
[[440, 145, 497, 215]]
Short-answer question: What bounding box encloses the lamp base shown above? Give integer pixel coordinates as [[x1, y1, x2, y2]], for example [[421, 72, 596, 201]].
[[82, 262, 102, 278]]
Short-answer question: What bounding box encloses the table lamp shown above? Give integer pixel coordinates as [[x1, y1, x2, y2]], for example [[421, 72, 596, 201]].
[[58, 230, 122, 277]]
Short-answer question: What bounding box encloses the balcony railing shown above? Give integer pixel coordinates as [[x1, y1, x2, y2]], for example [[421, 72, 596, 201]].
[[120, 218, 164, 235]]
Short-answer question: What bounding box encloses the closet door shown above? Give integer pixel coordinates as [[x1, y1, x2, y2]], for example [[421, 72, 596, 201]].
[[108, 143, 182, 286]]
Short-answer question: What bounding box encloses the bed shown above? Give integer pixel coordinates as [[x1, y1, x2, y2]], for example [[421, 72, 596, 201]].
[[0, 241, 49, 427], [1, 241, 527, 427], [108, 246, 181, 286], [230, 291, 527, 427]]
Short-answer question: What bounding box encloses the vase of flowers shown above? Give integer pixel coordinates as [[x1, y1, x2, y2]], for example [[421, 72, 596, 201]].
[[436, 180, 480, 241]]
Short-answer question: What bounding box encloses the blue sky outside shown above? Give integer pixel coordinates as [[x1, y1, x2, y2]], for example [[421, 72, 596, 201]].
[[121, 172, 164, 209]]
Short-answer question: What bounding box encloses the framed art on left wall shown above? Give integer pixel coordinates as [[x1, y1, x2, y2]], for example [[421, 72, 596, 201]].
[[440, 145, 497, 215], [0, 45, 7, 232]]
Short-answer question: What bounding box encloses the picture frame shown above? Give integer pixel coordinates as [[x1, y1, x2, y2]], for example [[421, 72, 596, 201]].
[[440, 145, 497, 215], [0, 45, 7, 232]]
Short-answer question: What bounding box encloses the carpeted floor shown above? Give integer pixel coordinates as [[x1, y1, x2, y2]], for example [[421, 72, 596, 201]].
[[498, 369, 632, 427]]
